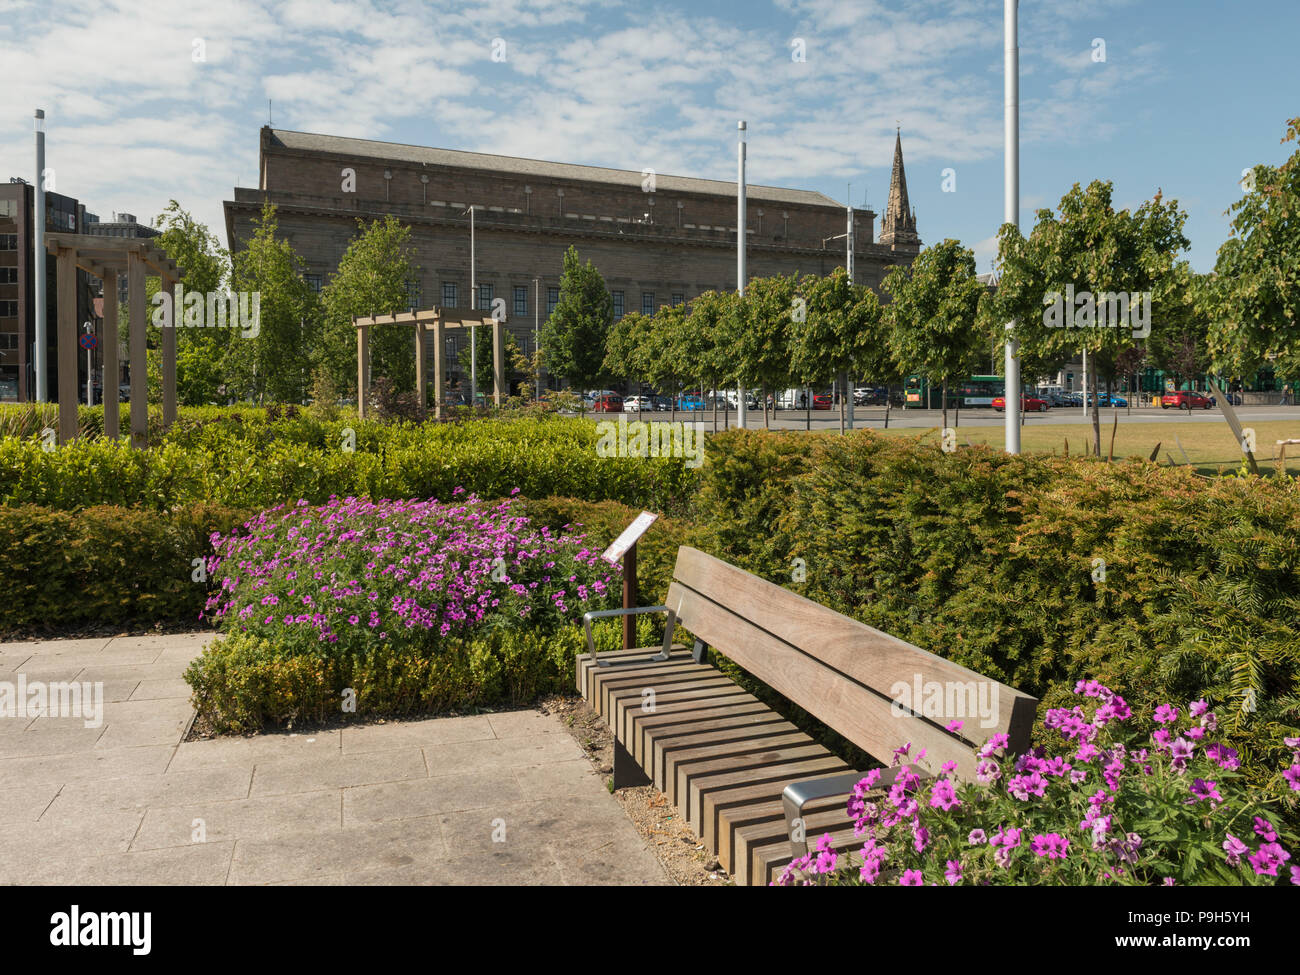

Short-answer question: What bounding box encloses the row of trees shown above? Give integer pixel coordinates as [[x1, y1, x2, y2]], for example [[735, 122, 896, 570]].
[[137, 113, 1298, 450]]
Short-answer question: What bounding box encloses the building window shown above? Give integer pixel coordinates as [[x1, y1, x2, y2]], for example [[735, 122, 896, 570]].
[[513, 285, 527, 317], [642, 292, 655, 316], [547, 287, 559, 314], [612, 291, 624, 319], [671, 293, 684, 307], [0, 332, 16, 349], [0, 300, 17, 318], [305, 274, 322, 293], [0, 234, 17, 250], [442, 282, 458, 308], [406, 279, 422, 310], [477, 283, 493, 311], [0, 267, 17, 284]]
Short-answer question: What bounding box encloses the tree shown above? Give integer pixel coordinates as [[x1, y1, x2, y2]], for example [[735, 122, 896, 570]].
[[151, 201, 232, 405], [457, 324, 522, 400], [1148, 265, 1212, 390], [791, 268, 886, 433], [720, 275, 796, 427], [1206, 115, 1300, 383], [320, 215, 420, 396], [603, 310, 653, 395], [684, 290, 738, 431], [992, 181, 1189, 455], [883, 240, 988, 431], [540, 246, 613, 391], [228, 202, 319, 403]]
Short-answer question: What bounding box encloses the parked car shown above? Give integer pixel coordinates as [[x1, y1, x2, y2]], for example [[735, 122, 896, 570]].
[[1212, 392, 1243, 406], [854, 387, 889, 406], [1089, 393, 1129, 407], [624, 395, 651, 412], [1161, 391, 1213, 410], [591, 394, 623, 413], [812, 393, 833, 411], [992, 394, 1050, 412], [676, 394, 705, 411]]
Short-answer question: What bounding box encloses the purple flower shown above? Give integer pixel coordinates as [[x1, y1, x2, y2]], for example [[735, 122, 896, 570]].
[[944, 860, 963, 885], [1189, 779, 1221, 805], [1253, 817, 1278, 842], [1030, 833, 1070, 859], [1222, 833, 1248, 867], [968, 829, 987, 845], [899, 869, 923, 886], [1153, 703, 1179, 725], [1248, 842, 1291, 877], [929, 779, 960, 811]]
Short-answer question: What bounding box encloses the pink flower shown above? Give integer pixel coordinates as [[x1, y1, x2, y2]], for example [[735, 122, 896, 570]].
[[1153, 704, 1179, 725], [1222, 833, 1248, 867], [899, 869, 923, 886], [944, 860, 963, 885], [1030, 833, 1070, 859], [1248, 842, 1291, 877]]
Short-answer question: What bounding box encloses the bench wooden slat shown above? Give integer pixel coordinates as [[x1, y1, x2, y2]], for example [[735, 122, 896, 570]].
[[663, 582, 980, 778]]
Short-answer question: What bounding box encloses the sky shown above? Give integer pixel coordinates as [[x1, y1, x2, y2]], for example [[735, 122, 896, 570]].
[[0, 0, 1295, 274]]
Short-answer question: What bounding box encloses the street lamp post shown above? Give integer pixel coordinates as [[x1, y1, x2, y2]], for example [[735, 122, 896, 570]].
[[1004, 0, 1022, 454], [467, 205, 477, 405], [736, 120, 747, 430], [83, 321, 93, 407], [34, 110, 46, 402]]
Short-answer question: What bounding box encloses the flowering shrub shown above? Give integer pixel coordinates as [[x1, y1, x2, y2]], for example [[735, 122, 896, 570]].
[[186, 490, 625, 731], [203, 490, 617, 651], [775, 680, 1300, 886]]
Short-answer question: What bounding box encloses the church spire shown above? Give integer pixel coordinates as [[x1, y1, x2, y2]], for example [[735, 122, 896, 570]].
[[880, 127, 919, 250]]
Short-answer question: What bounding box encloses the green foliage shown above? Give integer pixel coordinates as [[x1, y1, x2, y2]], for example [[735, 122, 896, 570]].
[[0, 412, 699, 514], [883, 240, 988, 428], [320, 215, 420, 394], [1206, 115, 1300, 380], [0, 502, 252, 635], [691, 429, 1300, 817], [228, 202, 319, 403], [541, 245, 614, 389]]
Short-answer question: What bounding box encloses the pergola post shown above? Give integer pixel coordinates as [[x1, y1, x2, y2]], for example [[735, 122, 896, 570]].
[[55, 246, 78, 443], [433, 318, 445, 421], [414, 320, 427, 418], [492, 318, 505, 406], [356, 319, 368, 419], [127, 248, 148, 449], [161, 274, 177, 429], [102, 269, 120, 440]]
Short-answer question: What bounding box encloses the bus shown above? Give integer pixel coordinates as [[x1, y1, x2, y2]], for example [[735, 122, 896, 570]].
[[904, 375, 1005, 408]]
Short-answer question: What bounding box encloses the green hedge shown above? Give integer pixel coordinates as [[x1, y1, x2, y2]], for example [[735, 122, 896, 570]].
[[0, 503, 253, 635], [691, 429, 1300, 813], [0, 414, 697, 514]]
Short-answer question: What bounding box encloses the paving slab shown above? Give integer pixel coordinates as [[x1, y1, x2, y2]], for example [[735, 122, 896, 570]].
[[0, 631, 670, 886]]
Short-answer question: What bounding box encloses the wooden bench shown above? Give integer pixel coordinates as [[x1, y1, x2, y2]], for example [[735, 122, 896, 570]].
[[578, 546, 1037, 885]]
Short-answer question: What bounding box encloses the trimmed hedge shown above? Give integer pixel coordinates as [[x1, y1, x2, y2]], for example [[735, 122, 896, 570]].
[[0, 414, 697, 514], [0, 502, 253, 634]]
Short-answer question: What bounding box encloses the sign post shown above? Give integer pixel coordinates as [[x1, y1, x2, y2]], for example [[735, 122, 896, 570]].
[[601, 511, 658, 650]]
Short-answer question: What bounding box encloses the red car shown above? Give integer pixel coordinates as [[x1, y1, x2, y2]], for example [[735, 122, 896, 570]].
[[992, 395, 1049, 413], [812, 394, 833, 410], [1160, 391, 1213, 410], [591, 394, 624, 413]]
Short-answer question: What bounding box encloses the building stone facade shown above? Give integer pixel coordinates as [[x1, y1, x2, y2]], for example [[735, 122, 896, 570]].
[[224, 127, 922, 388]]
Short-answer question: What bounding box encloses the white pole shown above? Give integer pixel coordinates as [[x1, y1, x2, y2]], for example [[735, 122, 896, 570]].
[[533, 276, 540, 400], [1082, 346, 1089, 418], [469, 205, 477, 405], [1003, 0, 1021, 454], [84, 322, 92, 406], [736, 120, 747, 430], [34, 109, 47, 402], [846, 203, 854, 431]]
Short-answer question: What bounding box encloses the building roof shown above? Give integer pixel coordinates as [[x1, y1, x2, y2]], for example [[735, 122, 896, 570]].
[[267, 128, 845, 209]]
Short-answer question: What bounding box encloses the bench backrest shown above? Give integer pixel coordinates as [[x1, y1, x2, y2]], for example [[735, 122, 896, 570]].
[[664, 547, 1037, 780]]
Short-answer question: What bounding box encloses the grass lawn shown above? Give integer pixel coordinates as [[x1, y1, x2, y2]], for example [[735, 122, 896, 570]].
[[878, 418, 1300, 474]]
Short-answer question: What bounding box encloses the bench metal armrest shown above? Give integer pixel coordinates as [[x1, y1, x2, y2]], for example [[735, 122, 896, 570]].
[[581, 605, 678, 665], [782, 765, 926, 859]]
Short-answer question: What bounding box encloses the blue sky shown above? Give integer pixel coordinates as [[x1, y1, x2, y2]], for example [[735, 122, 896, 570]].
[[1, 0, 1295, 274]]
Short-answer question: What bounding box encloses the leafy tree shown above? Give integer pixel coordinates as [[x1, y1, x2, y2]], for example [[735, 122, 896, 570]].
[[791, 268, 886, 432], [540, 246, 613, 390], [1206, 115, 1300, 383], [1148, 265, 1212, 390], [320, 215, 420, 396], [457, 324, 522, 401], [720, 275, 796, 427], [228, 202, 319, 403], [603, 310, 653, 394], [151, 201, 231, 405], [992, 181, 1189, 455], [883, 239, 988, 430], [684, 290, 738, 430]]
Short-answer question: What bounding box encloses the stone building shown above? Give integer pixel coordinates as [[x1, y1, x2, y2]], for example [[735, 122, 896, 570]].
[[223, 126, 922, 389]]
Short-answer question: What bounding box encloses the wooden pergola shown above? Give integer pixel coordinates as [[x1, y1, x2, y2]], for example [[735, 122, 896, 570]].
[[352, 309, 506, 420], [44, 232, 184, 448]]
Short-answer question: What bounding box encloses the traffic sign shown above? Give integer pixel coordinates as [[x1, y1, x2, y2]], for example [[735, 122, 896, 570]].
[[78, 333, 97, 350]]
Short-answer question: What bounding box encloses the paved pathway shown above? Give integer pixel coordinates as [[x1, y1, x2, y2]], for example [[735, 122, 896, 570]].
[[0, 632, 669, 885]]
